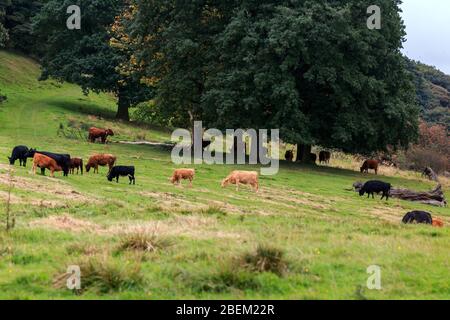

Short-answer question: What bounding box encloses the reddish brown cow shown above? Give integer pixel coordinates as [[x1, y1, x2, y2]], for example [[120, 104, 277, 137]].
[[360, 160, 379, 175], [70, 158, 84, 175], [88, 127, 114, 144], [32, 153, 62, 178], [85, 154, 117, 174]]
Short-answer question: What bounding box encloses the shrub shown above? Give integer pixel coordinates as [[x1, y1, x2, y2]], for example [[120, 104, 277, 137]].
[[55, 255, 144, 294], [239, 245, 288, 276], [117, 232, 172, 253]]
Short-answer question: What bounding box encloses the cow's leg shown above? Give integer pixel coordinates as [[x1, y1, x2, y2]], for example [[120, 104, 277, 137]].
[[189, 177, 193, 188], [50, 168, 55, 178], [116, 176, 119, 183], [32, 162, 37, 175], [235, 180, 240, 192]]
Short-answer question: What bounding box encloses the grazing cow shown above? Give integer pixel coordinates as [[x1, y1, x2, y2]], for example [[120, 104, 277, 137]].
[[8, 146, 30, 167], [402, 211, 433, 225], [319, 151, 331, 164], [285, 150, 294, 162], [360, 160, 379, 175], [170, 169, 195, 187], [25, 149, 71, 176], [32, 153, 62, 178], [85, 154, 117, 174], [70, 158, 84, 175], [88, 127, 114, 144], [310, 153, 317, 163], [221, 171, 259, 192], [359, 180, 391, 200], [432, 218, 444, 228], [107, 166, 135, 185]]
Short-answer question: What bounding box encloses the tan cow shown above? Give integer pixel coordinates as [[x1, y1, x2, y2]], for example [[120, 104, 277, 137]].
[[169, 169, 195, 187], [221, 170, 259, 192]]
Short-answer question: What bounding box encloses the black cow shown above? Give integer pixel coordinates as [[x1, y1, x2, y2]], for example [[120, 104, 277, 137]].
[[402, 211, 433, 225], [359, 180, 391, 201], [8, 146, 31, 167], [107, 166, 135, 185], [25, 149, 71, 176]]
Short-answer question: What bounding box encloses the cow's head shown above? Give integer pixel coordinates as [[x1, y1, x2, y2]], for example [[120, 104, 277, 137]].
[[107, 172, 114, 182], [359, 189, 365, 196], [106, 129, 114, 136], [85, 164, 91, 173], [7, 157, 14, 165], [221, 178, 230, 188], [25, 148, 36, 158], [360, 166, 364, 173]]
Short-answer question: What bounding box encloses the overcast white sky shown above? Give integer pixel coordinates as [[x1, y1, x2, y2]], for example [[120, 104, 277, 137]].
[[400, 0, 450, 74]]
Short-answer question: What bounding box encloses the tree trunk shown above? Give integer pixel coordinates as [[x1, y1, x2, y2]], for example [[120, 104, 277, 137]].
[[116, 89, 130, 121], [352, 182, 447, 207], [296, 144, 312, 162]]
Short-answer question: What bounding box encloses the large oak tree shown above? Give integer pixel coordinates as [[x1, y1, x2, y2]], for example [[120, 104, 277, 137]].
[[33, 0, 152, 120], [129, 0, 419, 159]]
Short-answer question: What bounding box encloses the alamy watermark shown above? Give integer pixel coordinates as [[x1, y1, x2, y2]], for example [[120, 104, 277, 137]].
[[66, 5, 81, 30], [66, 265, 81, 290], [367, 5, 381, 30], [171, 122, 280, 176], [367, 265, 382, 290]]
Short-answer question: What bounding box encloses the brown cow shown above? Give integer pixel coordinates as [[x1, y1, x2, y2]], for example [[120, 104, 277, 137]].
[[85, 154, 117, 174], [361, 160, 379, 175], [70, 158, 84, 175], [169, 169, 195, 187], [32, 153, 62, 178], [221, 171, 259, 192], [88, 127, 114, 144], [432, 218, 444, 228]]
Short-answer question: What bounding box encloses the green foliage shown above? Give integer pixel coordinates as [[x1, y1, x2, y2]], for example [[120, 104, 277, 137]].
[[129, 0, 419, 154], [0, 0, 44, 55], [405, 58, 450, 129], [32, 0, 152, 120]]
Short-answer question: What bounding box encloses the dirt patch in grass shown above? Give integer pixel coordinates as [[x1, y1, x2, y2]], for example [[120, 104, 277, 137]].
[[30, 215, 105, 233], [30, 214, 245, 240], [0, 172, 100, 204]]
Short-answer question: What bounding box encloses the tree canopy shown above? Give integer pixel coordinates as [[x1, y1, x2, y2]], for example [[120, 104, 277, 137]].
[[33, 0, 152, 120], [127, 0, 419, 155]]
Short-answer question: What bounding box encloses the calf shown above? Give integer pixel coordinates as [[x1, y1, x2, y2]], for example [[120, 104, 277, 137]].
[[319, 151, 331, 164], [360, 160, 379, 175], [107, 166, 135, 185], [8, 146, 30, 167], [32, 153, 62, 178], [88, 127, 114, 144], [170, 169, 195, 187], [86, 154, 117, 174], [359, 180, 391, 200], [70, 158, 84, 175], [221, 171, 259, 192]]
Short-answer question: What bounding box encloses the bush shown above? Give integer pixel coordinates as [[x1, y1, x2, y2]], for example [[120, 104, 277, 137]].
[[56, 255, 144, 294], [239, 245, 288, 276], [117, 232, 172, 253]]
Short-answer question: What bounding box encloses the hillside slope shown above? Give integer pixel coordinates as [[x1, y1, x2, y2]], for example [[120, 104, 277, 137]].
[[406, 58, 450, 129], [0, 51, 449, 300]]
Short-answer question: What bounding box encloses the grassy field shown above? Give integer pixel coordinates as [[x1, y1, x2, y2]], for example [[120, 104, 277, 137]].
[[0, 50, 449, 300]]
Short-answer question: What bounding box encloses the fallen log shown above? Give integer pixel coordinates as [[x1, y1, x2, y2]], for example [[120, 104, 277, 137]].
[[352, 182, 447, 207]]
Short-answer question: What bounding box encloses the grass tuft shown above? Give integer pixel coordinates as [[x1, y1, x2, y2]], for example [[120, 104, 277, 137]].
[[239, 245, 288, 276], [117, 231, 172, 253]]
